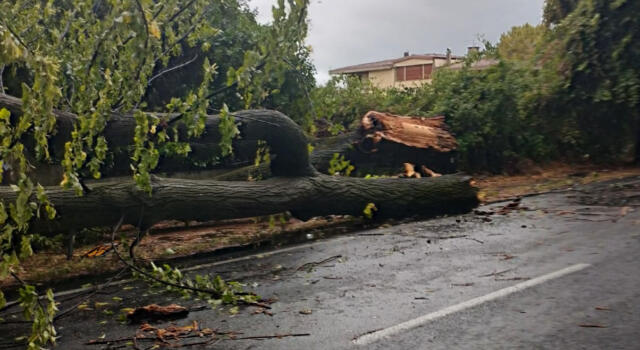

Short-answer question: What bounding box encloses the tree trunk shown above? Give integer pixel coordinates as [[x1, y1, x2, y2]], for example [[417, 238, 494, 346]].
[[0, 174, 477, 235], [1, 93, 478, 234], [0, 94, 314, 183], [635, 117, 640, 164], [310, 131, 457, 176]]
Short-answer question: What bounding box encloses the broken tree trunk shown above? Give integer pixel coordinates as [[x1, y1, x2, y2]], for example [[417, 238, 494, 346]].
[[0, 174, 477, 234], [0, 93, 478, 234], [311, 111, 459, 176]]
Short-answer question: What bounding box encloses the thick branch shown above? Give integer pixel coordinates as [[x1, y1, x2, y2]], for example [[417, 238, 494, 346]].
[[0, 174, 478, 234], [0, 93, 314, 179]]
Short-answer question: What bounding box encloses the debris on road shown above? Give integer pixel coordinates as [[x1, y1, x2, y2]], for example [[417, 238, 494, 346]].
[[494, 277, 530, 281], [451, 283, 475, 287], [478, 268, 514, 278], [296, 255, 343, 272], [578, 324, 608, 328], [252, 308, 274, 317], [87, 320, 309, 348], [127, 304, 189, 323], [82, 243, 117, 258], [475, 197, 529, 217]]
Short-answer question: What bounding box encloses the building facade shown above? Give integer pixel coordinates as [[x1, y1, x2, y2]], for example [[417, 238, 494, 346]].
[[329, 51, 464, 89]]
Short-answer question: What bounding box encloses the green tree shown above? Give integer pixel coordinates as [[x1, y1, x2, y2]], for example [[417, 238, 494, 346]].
[[497, 23, 548, 62], [554, 0, 640, 160], [0, 0, 310, 347], [543, 0, 579, 25]]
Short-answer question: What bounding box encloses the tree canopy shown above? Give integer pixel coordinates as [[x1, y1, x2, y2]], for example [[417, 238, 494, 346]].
[[1, 0, 312, 348]]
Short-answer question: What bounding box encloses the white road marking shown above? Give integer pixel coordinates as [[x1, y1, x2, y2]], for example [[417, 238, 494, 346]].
[[352, 263, 591, 346]]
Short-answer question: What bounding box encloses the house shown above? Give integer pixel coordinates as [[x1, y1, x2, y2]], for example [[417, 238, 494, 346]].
[[329, 47, 498, 89], [329, 50, 464, 89]]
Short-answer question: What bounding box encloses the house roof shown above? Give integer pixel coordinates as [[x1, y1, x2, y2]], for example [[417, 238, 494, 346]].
[[329, 53, 463, 74], [445, 58, 500, 71]]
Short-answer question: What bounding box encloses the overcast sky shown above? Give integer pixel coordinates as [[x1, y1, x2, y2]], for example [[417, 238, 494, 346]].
[[248, 0, 545, 84]]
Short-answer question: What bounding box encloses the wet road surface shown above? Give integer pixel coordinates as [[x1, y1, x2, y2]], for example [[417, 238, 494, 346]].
[[2, 176, 640, 349]]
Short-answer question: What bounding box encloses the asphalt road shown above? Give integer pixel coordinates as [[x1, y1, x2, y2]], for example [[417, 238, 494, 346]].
[[2, 176, 639, 349]]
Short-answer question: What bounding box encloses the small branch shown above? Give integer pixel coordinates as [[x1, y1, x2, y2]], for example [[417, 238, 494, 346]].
[[131, 0, 150, 110], [134, 0, 150, 46], [203, 60, 268, 101], [464, 237, 484, 244], [151, 3, 165, 20], [166, 0, 198, 25], [9, 271, 49, 327], [53, 267, 129, 321], [416, 234, 468, 240], [478, 268, 513, 278], [296, 255, 342, 271], [158, 24, 197, 62], [56, 9, 77, 45], [147, 54, 198, 86], [109, 215, 268, 309], [0, 65, 4, 94], [0, 20, 31, 53], [86, 23, 116, 76], [233, 333, 311, 340]]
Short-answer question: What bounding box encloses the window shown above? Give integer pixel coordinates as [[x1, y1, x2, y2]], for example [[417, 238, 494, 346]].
[[406, 65, 423, 80], [423, 64, 433, 79], [396, 67, 405, 81], [396, 64, 434, 81]]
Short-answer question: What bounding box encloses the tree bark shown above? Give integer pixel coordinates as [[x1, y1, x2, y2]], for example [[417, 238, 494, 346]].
[[1, 94, 455, 181], [1, 93, 478, 234], [0, 93, 314, 183], [0, 174, 477, 235], [310, 131, 458, 176]]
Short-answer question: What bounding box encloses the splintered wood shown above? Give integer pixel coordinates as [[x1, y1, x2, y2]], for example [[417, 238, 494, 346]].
[[360, 111, 458, 152]]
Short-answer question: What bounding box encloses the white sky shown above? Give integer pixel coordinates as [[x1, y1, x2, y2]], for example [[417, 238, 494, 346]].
[[248, 0, 545, 84]]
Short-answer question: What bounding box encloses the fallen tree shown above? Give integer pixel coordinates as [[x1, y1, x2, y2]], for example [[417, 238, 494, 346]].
[[0, 174, 477, 234], [0, 93, 313, 183], [311, 111, 459, 176], [0, 93, 478, 234]]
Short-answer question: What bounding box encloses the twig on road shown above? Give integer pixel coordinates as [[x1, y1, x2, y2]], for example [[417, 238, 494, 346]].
[[478, 268, 514, 278], [465, 237, 485, 244], [233, 333, 311, 340], [296, 255, 342, 272], [495, 277, 530, 281]]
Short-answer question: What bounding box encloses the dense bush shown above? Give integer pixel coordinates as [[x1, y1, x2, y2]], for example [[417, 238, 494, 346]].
[[307, 0, 640, 172]]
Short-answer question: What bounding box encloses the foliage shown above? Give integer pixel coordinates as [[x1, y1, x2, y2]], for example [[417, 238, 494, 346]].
[[0, 0, 310, 347], [308, 0, 640, 171], [543, 0, 579, 25], [553, 0, 640, 160], [327, 153, 354, 176], [362, 202, 377, 219], [307, 52, 557, 171], [304, 75, 386, 135], [17, 286, 58, 350], [497, 24, 547, 62], [138, 262, 258, 305]]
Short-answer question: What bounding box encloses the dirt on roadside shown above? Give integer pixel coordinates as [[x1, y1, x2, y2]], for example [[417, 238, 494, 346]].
[[475, 163, 640, 202]]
